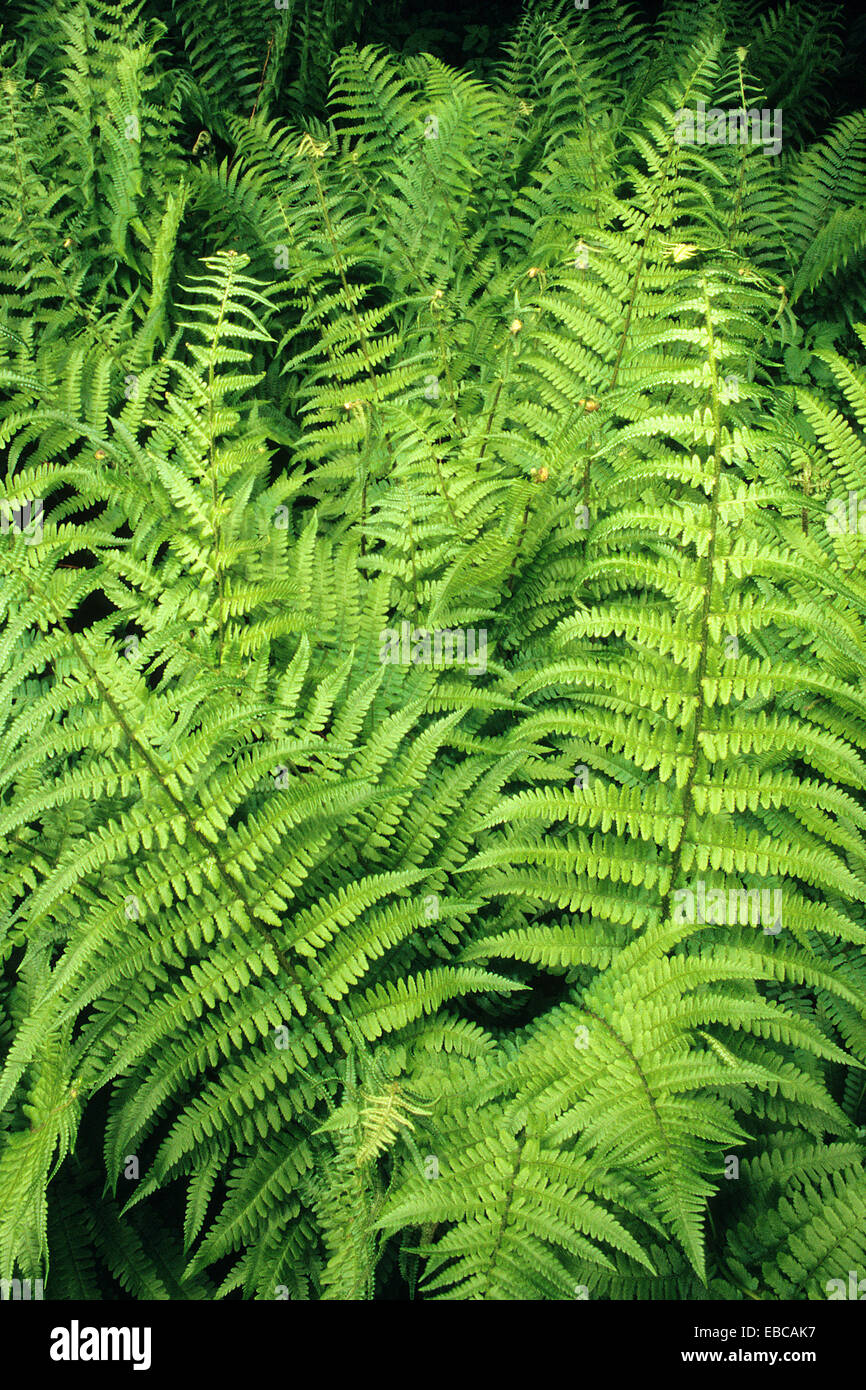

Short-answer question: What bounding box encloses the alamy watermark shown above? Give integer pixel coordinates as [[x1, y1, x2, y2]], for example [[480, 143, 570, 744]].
[[673, 880, 782, 933], [826, 493, 866, 535], [49, 1322, 151, 1371], [379, 621, 488, 675], [826, 1271, 866, 1299], [1, 1277, 43, 1300], [674, 101, 783, 156], [1, 498, 43, 545]]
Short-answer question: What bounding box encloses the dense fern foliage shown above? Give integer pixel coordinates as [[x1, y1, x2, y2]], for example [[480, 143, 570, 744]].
[[1, 0, 866, 1301]]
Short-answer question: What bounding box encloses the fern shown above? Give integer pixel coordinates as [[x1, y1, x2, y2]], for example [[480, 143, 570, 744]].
[[1, 0, 865, 1303]]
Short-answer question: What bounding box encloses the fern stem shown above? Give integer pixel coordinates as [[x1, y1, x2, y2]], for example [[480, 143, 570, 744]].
[[506, 494, 532, 595], [403, 482, 420, 616], [431, 450, 460, 531], [728, 53, 750, 250], [207, 261, 233, 667], [248, 32, 275, 124], [657, 273, 726, 927], [477, 379, 503, 471], [478, 1127, 527, 1298], [433, 309, 463, 437]]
